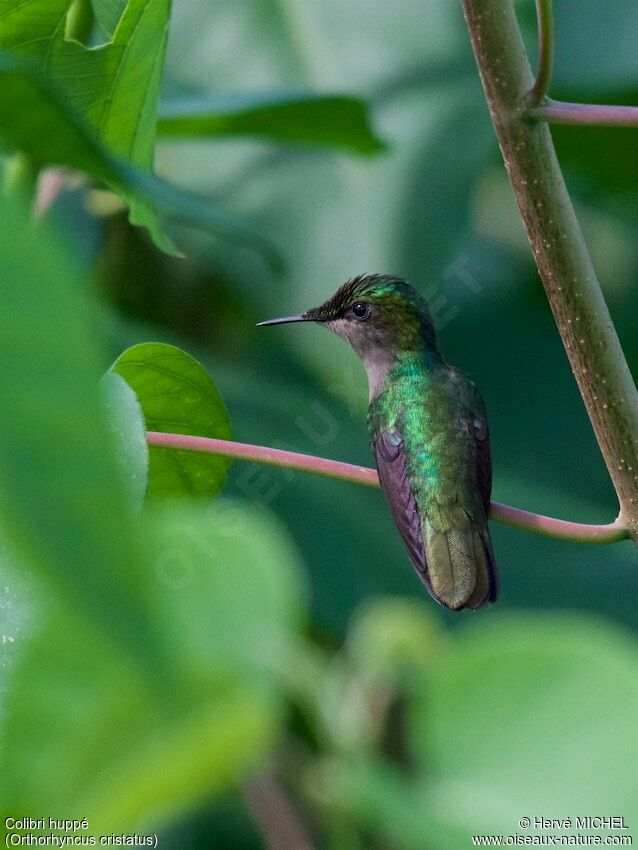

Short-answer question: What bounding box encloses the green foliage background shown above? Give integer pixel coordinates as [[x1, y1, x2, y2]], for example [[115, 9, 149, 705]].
[[0, 1, 637, 848]]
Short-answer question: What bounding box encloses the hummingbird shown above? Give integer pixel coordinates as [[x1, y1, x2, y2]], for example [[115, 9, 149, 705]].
[[258, 274, 499, 610]]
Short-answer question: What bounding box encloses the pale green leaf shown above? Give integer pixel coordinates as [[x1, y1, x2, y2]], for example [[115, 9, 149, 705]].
[[0, 240, 305, 828], [411, 614, 638, 839], [0, 50, 178, 253], [0, 500, 305, 828], [101, 371, 149, 506]]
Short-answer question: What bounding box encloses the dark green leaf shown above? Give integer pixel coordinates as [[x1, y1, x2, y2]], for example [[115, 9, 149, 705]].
[[158, 91, 386, 154], [111, 342, 233, 499]]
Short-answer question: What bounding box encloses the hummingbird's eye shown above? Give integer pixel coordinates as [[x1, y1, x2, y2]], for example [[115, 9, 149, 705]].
[[352, 302, 369, 320]]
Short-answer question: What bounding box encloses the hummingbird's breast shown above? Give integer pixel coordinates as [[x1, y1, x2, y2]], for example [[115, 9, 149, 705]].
[[368, 354, 479, 509]]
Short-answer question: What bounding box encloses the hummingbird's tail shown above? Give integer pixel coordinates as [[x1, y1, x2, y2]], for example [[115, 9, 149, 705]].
[[422, 513, 499, 610]]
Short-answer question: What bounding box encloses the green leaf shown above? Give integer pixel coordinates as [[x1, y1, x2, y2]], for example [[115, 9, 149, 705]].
[[0, 193, 160, 656], [306, 756, 461, 850], [0, 0, 169, 170], [410, 614, 638, 841], [1, 499, 305, 830], [346, 596, 446, 684], [0, 51, 178, 254], [158, 91, 386, 154], [101, 371, 149, 506], [111, 342, 233, 499], [0, 54, 283, 263], [146, 500, 306, 677], [311, 613, 638, 850], [0, 196, 305, 825], [90, 0, 127, 39], [0, 2, 281, 263], [0, 609, 280, 835], [0, 0, 177, 252], [0, 0, 176, 243]]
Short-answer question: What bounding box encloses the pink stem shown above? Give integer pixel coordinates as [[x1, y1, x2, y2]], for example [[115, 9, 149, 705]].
[[146, 432, 630, 544], [531, 100, 638, 127], [147, 431, 378, 487]]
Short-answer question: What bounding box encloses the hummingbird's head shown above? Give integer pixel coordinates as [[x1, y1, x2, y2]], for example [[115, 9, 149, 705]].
[[258, 275, 439, 397], [259, 274, 437, 356]]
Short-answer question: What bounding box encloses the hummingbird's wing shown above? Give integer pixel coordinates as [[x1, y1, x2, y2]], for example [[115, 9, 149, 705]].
[[464, 403, 499, 608], [372, 429, 432, 595], [468, 389, 492, 514], [373, 415, 498, 610]]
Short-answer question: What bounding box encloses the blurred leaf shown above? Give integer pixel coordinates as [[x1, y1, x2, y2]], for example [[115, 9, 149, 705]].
[[410, 614, 638, 840], [146, 500, 306, 676], [1, 500, 305, 832], [346, 596, 446, 683], [112, 342, 233, 499], [309, 613, 638, 850], [306, 756, 463, 850], [0, 194, 301, 833], [0, 194, 160, 654], [158, 91, 386, 154], [100, 371, 149, 506], [0, 195, 300, 831]]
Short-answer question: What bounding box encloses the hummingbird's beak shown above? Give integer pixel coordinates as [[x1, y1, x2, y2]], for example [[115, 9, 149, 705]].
[[257, 314, 309, 327]]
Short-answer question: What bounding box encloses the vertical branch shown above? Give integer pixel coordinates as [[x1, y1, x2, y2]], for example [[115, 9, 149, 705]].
[[461, 0, 638, 542]]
